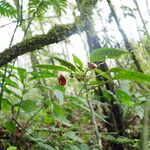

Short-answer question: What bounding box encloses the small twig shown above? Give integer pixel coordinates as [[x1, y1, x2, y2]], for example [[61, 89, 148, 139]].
[[12, 118, 24, 131], [0, 21, 17, 28]]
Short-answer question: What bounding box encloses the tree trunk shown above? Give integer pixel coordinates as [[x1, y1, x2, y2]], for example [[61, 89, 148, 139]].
[[133, 0, 149, 35], [107, 0, 143, 73]]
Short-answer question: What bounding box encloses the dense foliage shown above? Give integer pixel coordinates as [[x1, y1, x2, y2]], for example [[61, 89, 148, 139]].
[[0, 0, 150, 150]]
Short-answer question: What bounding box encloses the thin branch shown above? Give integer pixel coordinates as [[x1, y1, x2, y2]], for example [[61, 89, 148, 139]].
[[0, 21, 17, 28], [0, 22, 88, 67]]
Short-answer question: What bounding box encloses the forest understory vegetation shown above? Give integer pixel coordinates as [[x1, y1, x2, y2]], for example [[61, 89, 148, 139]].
[[0, 0, 150, 150]]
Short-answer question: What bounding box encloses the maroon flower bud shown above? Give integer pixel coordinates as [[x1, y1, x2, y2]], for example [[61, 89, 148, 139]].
[[58, 74, 67, 86], [88, 63, 97, 69]]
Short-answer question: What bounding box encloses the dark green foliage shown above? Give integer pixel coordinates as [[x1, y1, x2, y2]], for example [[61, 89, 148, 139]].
[[28, 0, 67, 17], [0, 1, 17, 18]]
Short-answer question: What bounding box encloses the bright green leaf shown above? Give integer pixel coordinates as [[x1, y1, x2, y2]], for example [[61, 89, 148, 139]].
[[32, 64, 71, 72], [17, 68, 27, 83], [53, 57, 76, 72], [7, 146, 17, 150], [95, 68, 110, 79], [116, 88, 132, 107], [5, 120, 16, 134], [21, 100, 38, 112], [5, 78, 19, 88], [7, 65, 27, 83], [109, 68, 150, 83], [73, 54, 83, 69], [2, 98, 11, 112], [29, 71, 56, 81], [90, 48, 126, 62]]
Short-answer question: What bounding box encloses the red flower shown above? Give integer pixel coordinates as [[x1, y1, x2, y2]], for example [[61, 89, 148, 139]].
[[58, 74, 67, 86], [88, 63, 97, 69]]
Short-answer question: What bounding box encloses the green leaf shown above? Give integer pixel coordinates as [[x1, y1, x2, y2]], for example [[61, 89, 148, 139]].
[[90, 48, 126, 62], [0, 1, 17, 18], [7, 65, 27, 83], [17, 68, 27, 83], [67, 95, 86, 103], [54, 104, 64, 115], [5, 78, 19, 88], [29, 0, 67, 17], [65, 144, 80, 150], [49, 0, 67, 16], [21, 100, 38, 112], [79, 144, 89, 150], [53, 57, 76, 72], [101, 134, 115, 141], [54, 89, 64, 105], [5, 120, 16, 134], [109, 68, 150, 83], [2, 98, 11, 112], [52, 114, 71, 126], [32, 64, 71, 72], [29, 71, 56, 81], [102, 90, 115, 102], [37, 142, 55, 150], [3, 86, 21, 99], [114, 136, 137, 144], [95, 68, 110, 79], [73, 54, 83, 69], [89, 79, 103, 86], [65, 131, 83, 143], [7, 146, 17, 150], [116, 88, 132, 107]]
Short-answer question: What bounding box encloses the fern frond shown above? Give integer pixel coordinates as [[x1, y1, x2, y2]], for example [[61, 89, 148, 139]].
[[0, 1, 17, 18], [28, 0, 67, 17], [48, 0, 67, 15]]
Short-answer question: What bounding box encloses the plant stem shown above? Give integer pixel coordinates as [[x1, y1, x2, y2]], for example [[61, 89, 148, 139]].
[[85, 80, 102, 149], [141, 99, 150, 150], [15, 84, 25, 121]]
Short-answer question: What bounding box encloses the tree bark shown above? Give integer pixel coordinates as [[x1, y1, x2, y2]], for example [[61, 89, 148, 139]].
[[0, 23, 86, 67]]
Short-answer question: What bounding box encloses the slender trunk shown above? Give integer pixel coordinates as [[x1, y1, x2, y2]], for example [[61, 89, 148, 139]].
[[133, 0, 149, 35], [106, 0, 143, 73]]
